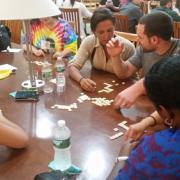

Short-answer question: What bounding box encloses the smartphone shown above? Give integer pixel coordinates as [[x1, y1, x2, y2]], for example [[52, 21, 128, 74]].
[[15, 90, 39, 101]]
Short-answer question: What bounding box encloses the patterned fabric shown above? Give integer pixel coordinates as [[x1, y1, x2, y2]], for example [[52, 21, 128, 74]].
[[30, 18, 77, 55], [115, 128, 180, 180]]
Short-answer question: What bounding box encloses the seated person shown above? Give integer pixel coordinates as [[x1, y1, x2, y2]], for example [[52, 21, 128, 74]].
[[68, 8, 135, 92], [152, 0, 180, 22], [115, 55, 180, 179], [0, 110, 28, 149], [0, 24, 11, 51], [22, 16, 77, 59], [119, 0, 144, 33], [106, 12, 180, 109], [63, 0, 92, 39]]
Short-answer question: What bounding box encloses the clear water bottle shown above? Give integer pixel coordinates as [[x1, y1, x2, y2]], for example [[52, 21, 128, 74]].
[[42, 61, 53, 93], [52, 120, 71, 171], [55, 57, 66, 92]]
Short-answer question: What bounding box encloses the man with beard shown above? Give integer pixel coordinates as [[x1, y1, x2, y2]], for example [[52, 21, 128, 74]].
[[106, 12, 180, 109]]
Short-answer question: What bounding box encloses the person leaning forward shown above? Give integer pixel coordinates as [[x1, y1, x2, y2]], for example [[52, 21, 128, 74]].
[[68, 8, 135, 92], [106, 12, 180, 109]]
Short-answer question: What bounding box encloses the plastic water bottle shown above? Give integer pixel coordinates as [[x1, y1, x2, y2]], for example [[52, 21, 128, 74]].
[[55, 57, 66, 92], [42, 61, 53, 93], [52, 120, 71, 171]]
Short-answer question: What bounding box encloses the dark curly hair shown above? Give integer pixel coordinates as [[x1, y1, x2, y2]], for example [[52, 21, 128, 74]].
[[144, 55, 180, 110], [90, 7, 115, 32]]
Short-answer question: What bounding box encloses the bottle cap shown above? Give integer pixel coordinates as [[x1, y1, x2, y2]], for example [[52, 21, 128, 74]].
[[57, 120, 66, 127]]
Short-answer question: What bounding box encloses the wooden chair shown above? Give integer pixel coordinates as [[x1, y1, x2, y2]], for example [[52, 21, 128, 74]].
[[114, 14, 129, 32], [60, 8, 81, 47], [115, 31, 138, 47], [173, 22, 180, 39], [81, 0, 99, 12], [2, 20, 22, 44]]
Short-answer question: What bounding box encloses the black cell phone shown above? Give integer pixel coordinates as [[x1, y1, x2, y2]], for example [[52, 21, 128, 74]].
[[15, 90, 39, 101]]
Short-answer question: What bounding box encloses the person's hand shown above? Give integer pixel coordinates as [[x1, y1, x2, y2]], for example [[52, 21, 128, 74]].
[[33, 49, 45, 57], [114, 79, 145, 108], [114, 85, 140, 109], [80, 78, 96, 92], [53, 52, 61, 59], [106, 37, 124, 58], [124, 122, 146, 141]]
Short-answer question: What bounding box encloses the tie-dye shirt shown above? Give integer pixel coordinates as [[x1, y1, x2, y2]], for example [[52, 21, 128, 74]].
[[30, 18, 77, 56], [116, 128, 180, 180]]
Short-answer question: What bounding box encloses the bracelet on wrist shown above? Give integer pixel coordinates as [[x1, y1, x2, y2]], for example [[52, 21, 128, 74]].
[[149, 115, 157, 126], [79, 77, 84, 84]]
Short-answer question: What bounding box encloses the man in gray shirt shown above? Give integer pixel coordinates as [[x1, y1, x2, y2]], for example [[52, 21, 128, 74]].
[[106, 12, 180, 108], [120, 0, 143, 33]]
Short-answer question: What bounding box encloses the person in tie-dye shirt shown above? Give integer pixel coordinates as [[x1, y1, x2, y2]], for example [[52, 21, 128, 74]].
[[23, 16, 77, 59], [114, 55, 180, 180]]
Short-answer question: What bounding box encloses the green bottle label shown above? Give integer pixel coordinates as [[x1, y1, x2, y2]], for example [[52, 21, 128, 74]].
[[53, 138, 70, 149], [56, 66, 65, 73], [42, 71, 52, 78]]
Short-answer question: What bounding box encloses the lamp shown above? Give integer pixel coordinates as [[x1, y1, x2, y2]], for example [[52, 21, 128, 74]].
[[0, 0, 60, 89]]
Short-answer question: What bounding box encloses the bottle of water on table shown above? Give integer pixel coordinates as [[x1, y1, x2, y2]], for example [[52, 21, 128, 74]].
[[42, 61, 53, 93], [55, 57, 66, 92], [52, 120, 71, 171]]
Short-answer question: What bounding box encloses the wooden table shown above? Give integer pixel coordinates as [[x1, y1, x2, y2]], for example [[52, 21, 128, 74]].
[[0, 51, 154, 180]]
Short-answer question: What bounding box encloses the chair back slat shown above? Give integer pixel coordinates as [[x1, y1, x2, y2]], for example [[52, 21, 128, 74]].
[[173, 22, 180, 39], [114, 14, 128, 32]]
